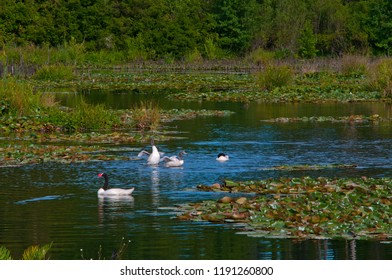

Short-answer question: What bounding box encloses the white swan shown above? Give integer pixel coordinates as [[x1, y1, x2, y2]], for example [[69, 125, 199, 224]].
[[137, 139, 164, 165], [162, 151, 187, 167], [97, 173, 135, 196], [216, 153, 229, 161]]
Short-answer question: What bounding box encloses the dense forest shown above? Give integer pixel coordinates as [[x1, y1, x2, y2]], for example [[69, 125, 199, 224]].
[[0, 0, 391, 60]]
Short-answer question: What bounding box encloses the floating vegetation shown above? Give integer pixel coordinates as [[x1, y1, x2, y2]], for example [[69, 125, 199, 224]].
[[261, 114, 384, 123], [180, 177, 392, 240], [260, 164, 358, 171], [0, 143, 133, 167]]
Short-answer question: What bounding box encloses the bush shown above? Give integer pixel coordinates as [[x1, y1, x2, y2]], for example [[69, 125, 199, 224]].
[[256, 64, 294, 90], [365, 58, 392, 97]]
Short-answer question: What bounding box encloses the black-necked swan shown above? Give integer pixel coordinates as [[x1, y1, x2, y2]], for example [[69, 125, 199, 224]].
[[97, 173, 135, 196], [216, 153, 229, 161], [162, 150, 187, 167], [137, 139, 164, 165]]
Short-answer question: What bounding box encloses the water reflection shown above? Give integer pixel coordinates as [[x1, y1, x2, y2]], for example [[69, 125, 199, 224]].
[[98, 196, 135, 226]]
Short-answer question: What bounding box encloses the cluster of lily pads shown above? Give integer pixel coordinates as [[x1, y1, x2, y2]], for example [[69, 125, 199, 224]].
[[178, 176, 391, 240], [261, 114, 385, 123]]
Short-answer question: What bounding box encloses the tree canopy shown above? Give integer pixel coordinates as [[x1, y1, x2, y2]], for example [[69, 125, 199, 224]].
[[0, 0, 391, 59]]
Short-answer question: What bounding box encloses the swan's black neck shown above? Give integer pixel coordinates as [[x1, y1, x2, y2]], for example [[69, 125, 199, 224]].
[[101, 173, 109, 190]]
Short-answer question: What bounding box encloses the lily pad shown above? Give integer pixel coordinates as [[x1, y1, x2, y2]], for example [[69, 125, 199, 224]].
[[182, 177, 392, 240]]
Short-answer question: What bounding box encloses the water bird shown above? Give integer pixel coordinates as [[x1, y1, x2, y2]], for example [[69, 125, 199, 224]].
[[216, 153, 229, 161], [97, 173, 135, 196], [137, 139, 164, 165], [161, 150, 187, 167]]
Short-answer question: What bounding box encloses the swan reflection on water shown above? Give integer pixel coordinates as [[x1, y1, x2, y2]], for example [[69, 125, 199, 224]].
[[98, 195, 135, 225]]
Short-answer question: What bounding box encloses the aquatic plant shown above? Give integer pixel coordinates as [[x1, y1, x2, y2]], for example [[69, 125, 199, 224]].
[[180, 177, 392, 240], [255, 64, 294, 91], [260, 114, 383, 123], [80, 238, 131, 260], [0, 243, 52, 260], [130, 101, 161, 131]]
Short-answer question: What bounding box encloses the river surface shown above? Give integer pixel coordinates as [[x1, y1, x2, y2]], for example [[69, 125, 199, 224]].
[[1, 90, 391, 259]]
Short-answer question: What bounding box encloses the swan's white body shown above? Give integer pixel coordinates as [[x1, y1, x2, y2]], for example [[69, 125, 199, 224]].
[[216, 153, 229, 162], [138, 140, 163, 165], [98, 187, 134, 196], [97, 173, 134, 196], [162, 151, 187, 167]]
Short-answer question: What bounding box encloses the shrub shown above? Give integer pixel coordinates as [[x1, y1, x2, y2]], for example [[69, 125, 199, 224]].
[[255, 64, 294, 90]]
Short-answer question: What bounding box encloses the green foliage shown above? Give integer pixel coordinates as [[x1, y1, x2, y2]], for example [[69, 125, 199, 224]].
[[0, 246, 12, 260], [256, 64, 294, 90], [0, 243, 52, 260], [298, 21, 317, 59], [22, 243, 52, 260], [0, 0, 392, 59]]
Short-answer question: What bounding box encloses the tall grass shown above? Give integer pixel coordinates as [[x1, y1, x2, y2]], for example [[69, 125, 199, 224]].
[[341, 54, 369, 77], [0, 79, 41, 115], [247, 48, 275, 66], [255, 64, 294, 90], [365, 57, 392, 97], [33, 65, 76, 81], [71, 98, 118, 130], [131, 101, 161, 131]]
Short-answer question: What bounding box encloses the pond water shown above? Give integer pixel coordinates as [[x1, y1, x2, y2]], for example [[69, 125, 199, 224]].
[[1, 89, 391, 260]]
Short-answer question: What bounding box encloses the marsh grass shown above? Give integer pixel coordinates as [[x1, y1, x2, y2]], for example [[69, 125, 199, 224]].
[[33, 65, 76, 81], [0, 79, 41, 115], [131, 101, 161, 131], [255, 64, 294, 90], [341, 54, 369, 77], [365, 57, 392, 97], [247, 48, 275, 66], [70, 98, 118, 130]]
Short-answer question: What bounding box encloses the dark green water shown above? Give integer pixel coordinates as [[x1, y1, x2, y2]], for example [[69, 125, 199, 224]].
[[1, 90, 391, 259]]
